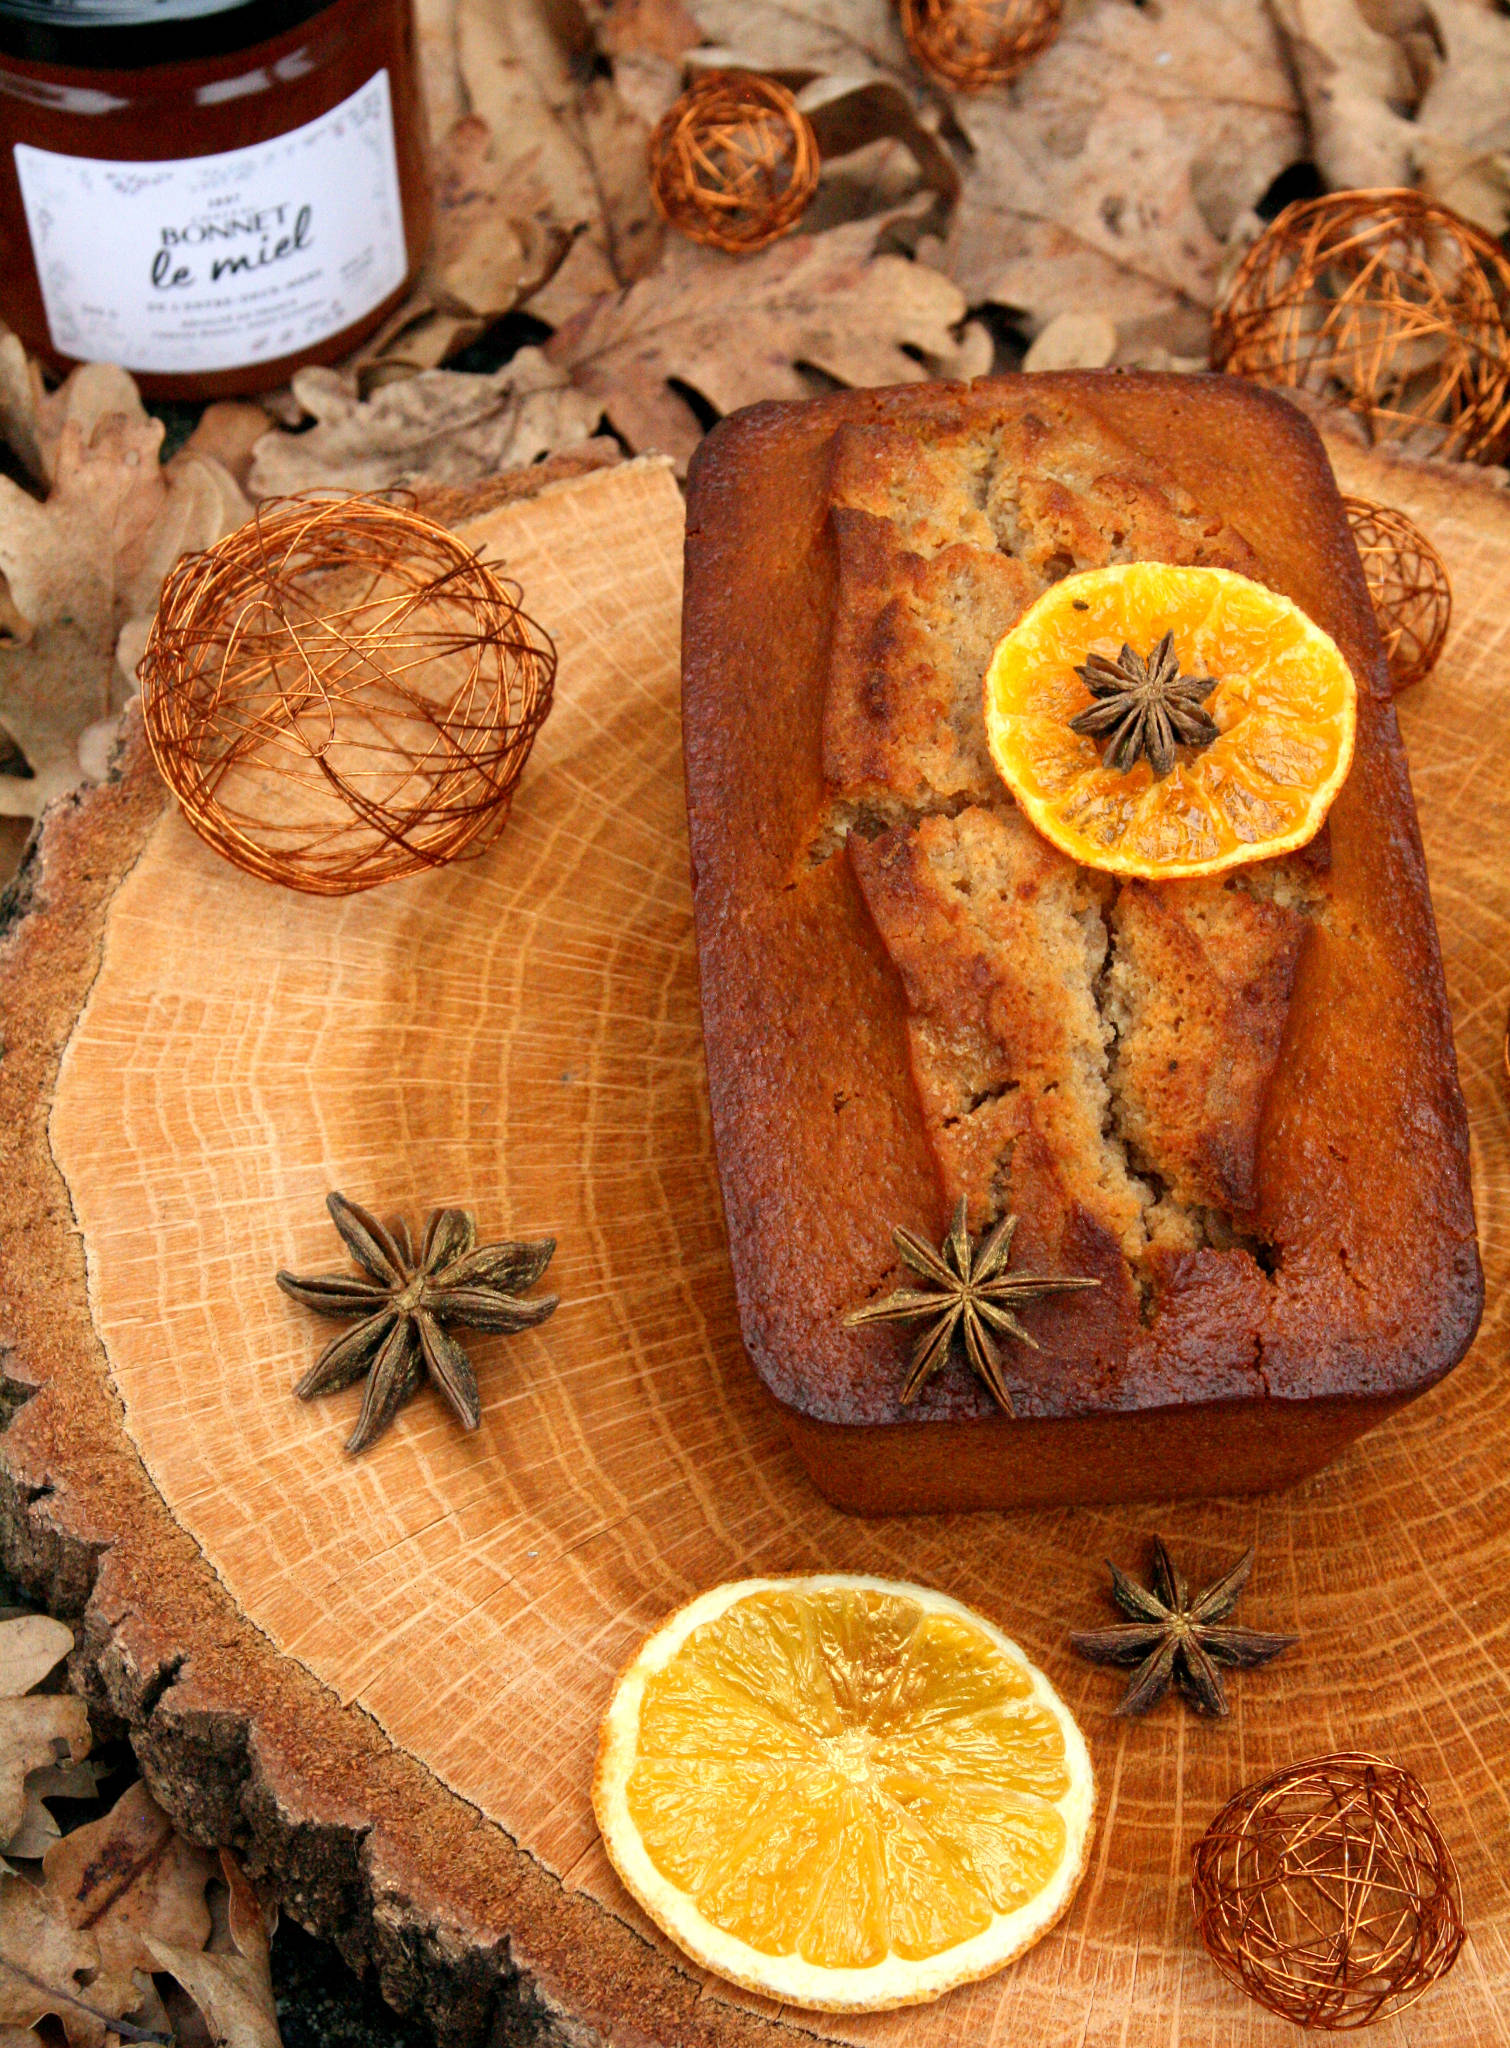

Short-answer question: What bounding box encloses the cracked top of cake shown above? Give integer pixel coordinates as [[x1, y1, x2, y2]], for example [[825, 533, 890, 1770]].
[[682, 373, 1481, 1427]]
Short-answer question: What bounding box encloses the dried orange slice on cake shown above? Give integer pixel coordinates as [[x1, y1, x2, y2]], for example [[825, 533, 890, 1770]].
[[983, 562, 1357, 879], [593, 1574, 1095, 2011]]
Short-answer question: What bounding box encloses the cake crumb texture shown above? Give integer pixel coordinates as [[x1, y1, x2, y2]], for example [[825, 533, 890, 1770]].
[[823, 388, 1315, 1289], [1107, 878, 1306, 1217]]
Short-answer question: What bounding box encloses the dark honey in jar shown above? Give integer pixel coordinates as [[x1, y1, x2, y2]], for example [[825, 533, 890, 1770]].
[[0, 0, 431, 398]]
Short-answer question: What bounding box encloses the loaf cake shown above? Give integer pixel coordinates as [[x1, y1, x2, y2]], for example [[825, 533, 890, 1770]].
[[682, 372, 1481, 1514]]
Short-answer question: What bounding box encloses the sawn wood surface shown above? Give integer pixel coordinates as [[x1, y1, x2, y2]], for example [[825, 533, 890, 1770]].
[[3, 439, 1510, 2047]]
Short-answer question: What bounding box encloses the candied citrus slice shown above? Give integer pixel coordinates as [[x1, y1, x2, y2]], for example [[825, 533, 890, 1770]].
[[593, 1574, 1095, 2011], [983, 562, 1357, 878]]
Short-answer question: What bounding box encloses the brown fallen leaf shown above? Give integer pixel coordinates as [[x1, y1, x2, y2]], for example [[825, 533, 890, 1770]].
[[1023, 309, 1118, 372], [1399, 0, 1510, 232], [578, 74, 666, 286], [683, 0, 918, 96], [0, 344, 145, 492], [457, 0, 646, 328], [607, 44, 686, 129], [1268, 0, 1421, 193], [0, 1618, 72, 1703], [431, 115, 576, 312], [595, 0, 702, 61], [546, 209, 990, 468], [2, 1760, 103, 1866], [0, 1617, 89, 1862], [413, 0, 466, 140], [0, 1698, 89, 1858], [247, 351, 603, 497], [0, 336, 50, 486], [938, 0, 1304, 359], [34, 1780, 215, 2044], [1, 1777, 284, 2048], [0, 355, 248, 815], [796, 73, 959, 206], [179, 404, 277, 495], [146, 1851, 281, 2048], [0, 1875, 110, 2043], [1269, 0, 1510, 234], [354, 115, 574, 380]]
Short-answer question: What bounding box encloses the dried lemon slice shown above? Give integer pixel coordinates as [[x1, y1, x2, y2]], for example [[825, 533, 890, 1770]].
[[593, 1574, 1095, 2011], [983, 562, 1357, 879]]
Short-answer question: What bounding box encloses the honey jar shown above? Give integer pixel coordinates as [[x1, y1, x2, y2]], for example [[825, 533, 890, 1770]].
[[0, 0, 431, 398]]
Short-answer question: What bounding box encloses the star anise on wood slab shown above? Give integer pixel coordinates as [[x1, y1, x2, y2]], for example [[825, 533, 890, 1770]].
[[276, 1193, 558, 1454], [1069, 631, 1219, 778], [1070, 1538, 1298, 1717], [843, 1196, 1100, 1414]]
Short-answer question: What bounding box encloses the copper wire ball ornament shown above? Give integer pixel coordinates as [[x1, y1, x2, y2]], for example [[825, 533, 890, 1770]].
[[139, 495, 557, 896], [1212, 189, 1510, 464], [1191, 1752, 1466, 2030], [1342, 496, 1452, 692], [901, 0, 1063, 90], [648, 71, 819, 254]]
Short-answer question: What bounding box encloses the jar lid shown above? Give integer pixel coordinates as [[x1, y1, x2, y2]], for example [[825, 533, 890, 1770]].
[[0, 0, 339, 68]]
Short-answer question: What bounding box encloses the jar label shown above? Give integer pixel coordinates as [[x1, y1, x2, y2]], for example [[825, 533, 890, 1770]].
[[13, 68, 407, 375]]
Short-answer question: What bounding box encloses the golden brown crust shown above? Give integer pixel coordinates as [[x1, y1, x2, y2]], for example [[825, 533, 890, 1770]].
[[682, 373, 1482, 1504]]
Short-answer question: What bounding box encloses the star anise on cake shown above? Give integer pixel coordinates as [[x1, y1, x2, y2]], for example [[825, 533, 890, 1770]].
[[277, 1192, 558, 1454], [1069, 630, 1219, 778], [843, 1196, 1100, 1414], [1070, 1538, 1298, 1717]]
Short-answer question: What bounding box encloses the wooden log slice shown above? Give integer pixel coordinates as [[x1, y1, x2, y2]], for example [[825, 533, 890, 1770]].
[[3, 445, 1510, 2047]]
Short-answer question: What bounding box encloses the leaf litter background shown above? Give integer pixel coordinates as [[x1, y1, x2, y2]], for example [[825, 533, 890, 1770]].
[[3, 0, 1510, 859], [2, 0, 1510, 2040]]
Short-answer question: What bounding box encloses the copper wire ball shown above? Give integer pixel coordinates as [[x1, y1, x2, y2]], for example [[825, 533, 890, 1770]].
[[648, 71, 819, 254], [901, 0, 1063, 90], [1191, 1752, 1466, 2030], [138, 495, 557, 897], [1342, 496, 1452, 691], [1212, 189, 1510, 463]]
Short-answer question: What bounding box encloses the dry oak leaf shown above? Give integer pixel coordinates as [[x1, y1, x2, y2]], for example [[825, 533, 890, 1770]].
[[0, 1874, 103, 2042], [577, 73, 667, 286], [0, 1617, 86, 1860], [0, 355, 248, 816], [1268, 0, 1510, 234], [939, 0, 1304, 359], [797, 73, 961, 205], [0, 1617, 72, 1703], [247, 351, 602, 497], [413, 0, 466, 140], [146, 1850, 281, 2048], [39, 1779, 218, 2045], [1267, 0, 1420, 194], [682, 0, 919, 96], [0, 341, 143, 490], [178, 403, 277, 495], [594, 0, 702, 61], [1403, 0, 1510, 233], [546, 212, 991, 468], [2, 1759, 103, 1867], [456, 0, 657, 328], [353, 115, 575, 380], [0, 1779, 275, 2048]]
